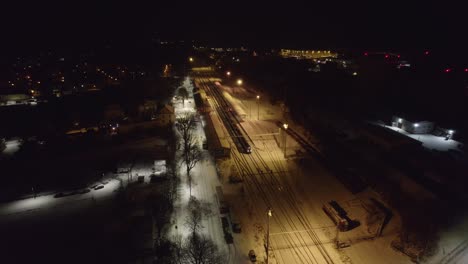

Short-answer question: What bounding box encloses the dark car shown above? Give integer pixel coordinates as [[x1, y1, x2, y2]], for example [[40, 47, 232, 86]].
[[94, 185, 104, 190], [77, 188, 91, 194], [54, 192, 66, 198], [248, 250, 257, 262]]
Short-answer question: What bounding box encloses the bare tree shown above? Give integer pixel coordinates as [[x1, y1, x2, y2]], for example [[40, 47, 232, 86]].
[[181, 233, 225, 264], [149, 194, 173, 244], [182, 141, 202, 197], [176, 113, 202, 196], [176, 113, 197, 152], [177, 87, 189, 106], [185, 197, 204, 235]]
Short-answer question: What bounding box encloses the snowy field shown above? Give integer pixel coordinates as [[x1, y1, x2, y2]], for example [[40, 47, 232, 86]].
[[385, 125, 464, 152]]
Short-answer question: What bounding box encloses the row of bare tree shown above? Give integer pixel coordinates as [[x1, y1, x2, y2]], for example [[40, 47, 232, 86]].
[[164, 111, 226, 263]]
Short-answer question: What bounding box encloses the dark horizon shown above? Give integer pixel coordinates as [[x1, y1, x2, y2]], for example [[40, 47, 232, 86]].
[[1, 2, 467, 55]]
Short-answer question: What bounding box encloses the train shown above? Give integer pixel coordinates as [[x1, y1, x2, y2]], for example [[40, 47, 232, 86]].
[[236, 134, 252, 154]]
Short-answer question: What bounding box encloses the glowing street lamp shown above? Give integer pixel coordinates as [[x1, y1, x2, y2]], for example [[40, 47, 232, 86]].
[[237, 79, 243, 86], [189, 57, 194, 62], [283, 124, 288, 158], [226, 71, 231, 76], [256, 95, 260, 120]]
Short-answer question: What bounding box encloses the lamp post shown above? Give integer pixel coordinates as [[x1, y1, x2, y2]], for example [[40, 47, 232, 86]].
[[256, 95, 260, 120], [266, 208, 272, 264], [283, 123, 288, 158], [235, 79, 243, 96]]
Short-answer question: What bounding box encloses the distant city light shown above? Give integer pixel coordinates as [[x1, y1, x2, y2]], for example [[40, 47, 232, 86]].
[[237, 79, 243, 86], [352, 72, 358, 76], [226, 71, 231, 76], [445, 68, 451, 73], [448, 130, 454, 134], [256, 95, 260, 100], [189, 57, 194, 62], [398, 118, 403, 123], [414, 123, 419, 127]]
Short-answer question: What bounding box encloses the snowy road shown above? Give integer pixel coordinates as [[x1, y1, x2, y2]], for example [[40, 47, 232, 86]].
[[170, 76, 247, 263]]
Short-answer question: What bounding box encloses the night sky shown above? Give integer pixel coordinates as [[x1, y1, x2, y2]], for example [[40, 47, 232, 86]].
[[0, 1, 466, 53]]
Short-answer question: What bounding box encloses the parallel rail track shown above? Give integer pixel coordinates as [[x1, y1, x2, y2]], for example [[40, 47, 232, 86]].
[[193, 73, 338, 264]]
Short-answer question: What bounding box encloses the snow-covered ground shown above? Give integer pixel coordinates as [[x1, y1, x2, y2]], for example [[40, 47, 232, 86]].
[[0, 173, 123, 219], [196, 74, 415, 264], [1, 138, 21, 155], [170, 76, 246, 263], [385, 125, 464, 152]]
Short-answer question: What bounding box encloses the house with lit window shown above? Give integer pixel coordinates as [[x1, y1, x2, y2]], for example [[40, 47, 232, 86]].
[[392, 116, 434, 134]]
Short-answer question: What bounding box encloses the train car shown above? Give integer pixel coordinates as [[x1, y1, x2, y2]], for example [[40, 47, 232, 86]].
[[232, 135, 251, 154]]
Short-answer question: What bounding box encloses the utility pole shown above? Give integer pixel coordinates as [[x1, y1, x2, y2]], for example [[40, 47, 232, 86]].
[[256, 95, 260, 120], [335, 225, 340, 248], [266, 208, 272, 264], [283, 123, 288, 158]]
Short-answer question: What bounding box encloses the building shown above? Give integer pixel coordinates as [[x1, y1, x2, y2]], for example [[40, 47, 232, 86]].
[[154, 104, 175, 127], [280, 49, 338, 59], [0, 93, 31, 106], [392, 116, 434, 134]]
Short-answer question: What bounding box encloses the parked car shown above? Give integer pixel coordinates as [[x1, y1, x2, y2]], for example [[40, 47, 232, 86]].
[[77, 189, 91, 194], [248, 250, 257, 262], [54, 192, 65, 198]]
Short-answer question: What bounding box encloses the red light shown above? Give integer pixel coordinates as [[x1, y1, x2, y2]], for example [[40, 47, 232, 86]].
[[384, 54, 389, 58], [445, 68, 451, 73], [364, 52, 368, 56], [397, 54, 401, 58], [465, 68, 468, 72], [425, 51, 430, 55]]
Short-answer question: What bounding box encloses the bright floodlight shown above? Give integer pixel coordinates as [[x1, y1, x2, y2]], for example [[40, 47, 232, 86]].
[[449, 130, 454, 134], [283, 123, 288, 130], [414, 123, 419, 127], [237, 79, 243, 85], [398, 118, 402, 123]]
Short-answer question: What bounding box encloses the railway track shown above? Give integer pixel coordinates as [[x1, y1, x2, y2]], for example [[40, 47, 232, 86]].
[[193, 73, 338, 264], [440, 239, 468, 264]]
